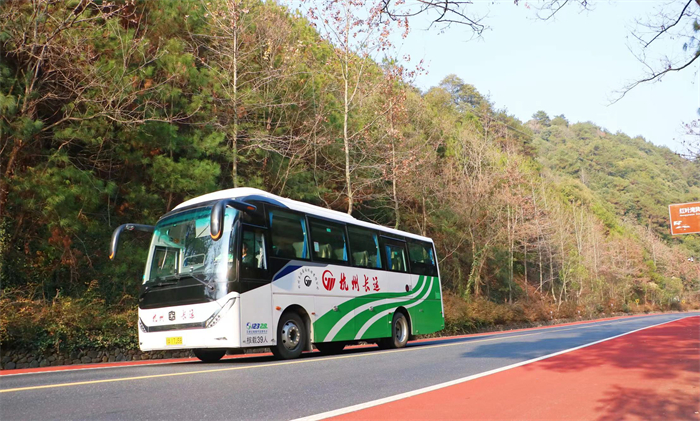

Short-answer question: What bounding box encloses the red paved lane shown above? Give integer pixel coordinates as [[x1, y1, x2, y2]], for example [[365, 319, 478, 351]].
[[332, 316, 700, 421]]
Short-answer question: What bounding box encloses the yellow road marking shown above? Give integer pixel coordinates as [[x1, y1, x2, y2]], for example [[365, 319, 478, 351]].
[[0, 317, 652, 394]]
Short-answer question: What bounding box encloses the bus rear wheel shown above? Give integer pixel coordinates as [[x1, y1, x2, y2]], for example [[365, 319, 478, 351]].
[[378, 311, 409, 349], [315, 342, 345, 355], [193, 348, 226, 363], [271, 312, 306, 360]]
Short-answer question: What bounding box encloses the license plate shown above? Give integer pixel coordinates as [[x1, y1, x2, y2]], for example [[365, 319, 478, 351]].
[[166, 336, 182, 346]]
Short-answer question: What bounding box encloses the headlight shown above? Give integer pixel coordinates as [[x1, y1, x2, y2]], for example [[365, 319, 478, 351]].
[[205, 297, 236, 329]]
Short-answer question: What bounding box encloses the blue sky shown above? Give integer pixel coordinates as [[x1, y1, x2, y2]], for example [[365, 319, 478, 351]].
[[391, 1, 697, 152]]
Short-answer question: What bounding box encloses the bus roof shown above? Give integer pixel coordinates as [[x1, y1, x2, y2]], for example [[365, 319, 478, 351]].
[[173, 188, 433, 243]]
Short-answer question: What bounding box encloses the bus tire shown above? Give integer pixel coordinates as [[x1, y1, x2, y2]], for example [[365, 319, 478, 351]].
[[378, 311, 409, 349], [315, 342, 345, 355], [272, 311, 306, 359], [193, 348, 226, 363]]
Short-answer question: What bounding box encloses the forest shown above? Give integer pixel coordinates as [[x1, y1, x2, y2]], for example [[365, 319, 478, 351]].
[[1, 0, 699, 354]]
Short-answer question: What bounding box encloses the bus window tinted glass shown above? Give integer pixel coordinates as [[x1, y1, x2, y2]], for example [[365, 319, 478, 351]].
[[348, 226, 382, 269], [385, 242, 408, 272], [269, 210, 308, 259], [241, 228, 267, 270], [310, 219, 348, 263], [408, 240, 437, 276]]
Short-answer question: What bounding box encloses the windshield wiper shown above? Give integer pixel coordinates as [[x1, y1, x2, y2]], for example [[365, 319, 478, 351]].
[[186, 268, 215, 291], [140, 279, 178, 299], [140, 271, 214, 300]]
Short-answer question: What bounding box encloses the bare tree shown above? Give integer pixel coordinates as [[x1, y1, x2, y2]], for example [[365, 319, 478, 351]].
[[306, 0, 404, 214]]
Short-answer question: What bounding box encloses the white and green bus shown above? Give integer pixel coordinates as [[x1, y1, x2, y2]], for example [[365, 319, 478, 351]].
[[110, 188, 444, 361]]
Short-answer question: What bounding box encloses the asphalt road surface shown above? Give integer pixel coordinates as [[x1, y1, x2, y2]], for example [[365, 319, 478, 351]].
[[1, 313, 697, 421]]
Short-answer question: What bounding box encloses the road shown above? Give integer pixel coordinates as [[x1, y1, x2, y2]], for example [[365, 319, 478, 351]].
[[1, 313, 698, 420]]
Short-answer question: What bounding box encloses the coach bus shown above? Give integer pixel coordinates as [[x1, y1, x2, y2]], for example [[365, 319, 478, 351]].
[[110, 188, 444, 361]]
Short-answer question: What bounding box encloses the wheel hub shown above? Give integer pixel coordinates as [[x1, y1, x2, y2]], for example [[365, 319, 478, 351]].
[[281, 321, 300, 350], [394, 316, 408, 344]]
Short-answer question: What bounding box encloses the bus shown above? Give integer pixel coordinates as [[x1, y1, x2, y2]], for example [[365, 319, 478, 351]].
[[110, 188, 444, 361]]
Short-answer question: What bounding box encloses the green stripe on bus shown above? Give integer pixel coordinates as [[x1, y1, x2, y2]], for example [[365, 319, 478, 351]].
[[334, 277, 436, 341], [313, 276, 427, 342]]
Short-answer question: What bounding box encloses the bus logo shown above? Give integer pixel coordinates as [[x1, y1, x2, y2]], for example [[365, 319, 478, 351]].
[[322, 270, 336, 291], [168, 311, 175, 321], [296, 268, 318, 289]]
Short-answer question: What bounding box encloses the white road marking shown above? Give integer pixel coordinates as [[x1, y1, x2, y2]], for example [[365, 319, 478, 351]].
[[292, 316, 694, 421]]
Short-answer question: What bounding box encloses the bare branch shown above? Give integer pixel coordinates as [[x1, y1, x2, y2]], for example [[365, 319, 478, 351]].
[[613, 51, 700, 104], [643, 0, 694, 48]]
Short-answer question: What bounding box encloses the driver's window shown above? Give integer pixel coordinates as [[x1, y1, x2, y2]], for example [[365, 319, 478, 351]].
[[241, 227, 268, 278], [149, 246, 180, 279]]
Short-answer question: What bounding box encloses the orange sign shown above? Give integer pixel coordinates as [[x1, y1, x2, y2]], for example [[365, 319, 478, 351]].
[[669, 202, 700, 235]]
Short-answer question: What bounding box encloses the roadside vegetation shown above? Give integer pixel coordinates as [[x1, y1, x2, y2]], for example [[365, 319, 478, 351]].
[[1, 0, 698, 355]]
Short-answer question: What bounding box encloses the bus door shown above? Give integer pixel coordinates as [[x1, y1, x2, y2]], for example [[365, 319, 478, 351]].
[[238, 223, 275, 346], [239, 224, 269, 286]]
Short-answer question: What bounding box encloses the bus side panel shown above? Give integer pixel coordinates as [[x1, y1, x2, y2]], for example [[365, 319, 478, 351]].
[[407, 276, 445, 335], [239, 285, 275, 347], [353, 298, 391, 340], [313, 295, 354, 342]]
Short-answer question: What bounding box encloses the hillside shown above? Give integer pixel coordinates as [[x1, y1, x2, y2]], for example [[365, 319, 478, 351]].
[[531, 116, 700, 253], [1, 0, 698, 354]]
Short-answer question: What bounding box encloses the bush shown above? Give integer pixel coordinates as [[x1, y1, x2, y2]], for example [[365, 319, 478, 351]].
[[0, 284, 138, 354]]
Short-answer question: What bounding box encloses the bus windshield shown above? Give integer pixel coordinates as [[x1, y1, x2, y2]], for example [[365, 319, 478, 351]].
[[144, 207, 236, 284]]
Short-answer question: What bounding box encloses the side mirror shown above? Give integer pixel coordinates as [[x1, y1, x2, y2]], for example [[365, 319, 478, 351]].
[[110, 224, 155, 260], [210, 199, 257, 241]]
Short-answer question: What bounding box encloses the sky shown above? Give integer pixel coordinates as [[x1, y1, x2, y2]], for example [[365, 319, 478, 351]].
[[390, 0, 697, 153]]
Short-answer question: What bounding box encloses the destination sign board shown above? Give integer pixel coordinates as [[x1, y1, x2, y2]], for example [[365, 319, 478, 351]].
[[669, 202, 700, 235]]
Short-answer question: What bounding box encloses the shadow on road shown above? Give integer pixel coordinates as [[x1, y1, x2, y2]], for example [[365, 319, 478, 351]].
[[181, 331, 533, 366], [461, 315, 700, 421], [530, 317, 699, 380], [594, 385, 699, 421]]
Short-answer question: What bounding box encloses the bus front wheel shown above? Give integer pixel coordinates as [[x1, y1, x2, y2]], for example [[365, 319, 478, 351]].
[[271, 312, 306, 359], [193, 348, 226, 363], [378, 311, 409, 349]]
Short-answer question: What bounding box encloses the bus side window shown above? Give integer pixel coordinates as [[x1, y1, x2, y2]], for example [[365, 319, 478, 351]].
[[268, 210, 309, 260], [348, 226, 382, 269], [309, 218, 348, 263], [407, 240, 437, 276], [383, 240, 408, 273]]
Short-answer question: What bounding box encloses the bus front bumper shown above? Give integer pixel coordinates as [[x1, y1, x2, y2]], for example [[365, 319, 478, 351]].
[[137, 294, 240, 351]]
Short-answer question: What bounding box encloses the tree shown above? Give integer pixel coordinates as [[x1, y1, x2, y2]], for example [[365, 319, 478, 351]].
[[551, 114, 568, 127], [305, 0, 404, 214], [0, 1, 139, 219], [439, 75, 489, 112], [532, 111, 551, 127]]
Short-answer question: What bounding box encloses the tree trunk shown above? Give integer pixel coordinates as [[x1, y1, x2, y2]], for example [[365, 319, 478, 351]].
[[508, 205, 513, 304], [343, 16, 352, 215], [392, 139, 399, 229], [421, 195, 427, 237], [0, 140, 22, 219], [232, 5, 239, 188]]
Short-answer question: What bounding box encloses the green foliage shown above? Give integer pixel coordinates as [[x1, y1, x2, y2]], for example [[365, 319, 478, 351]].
[[532, 110, 551, 127], [534, 120, 700, 251], [1, 0, 698, 353], [0, 284, 138, 354]]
